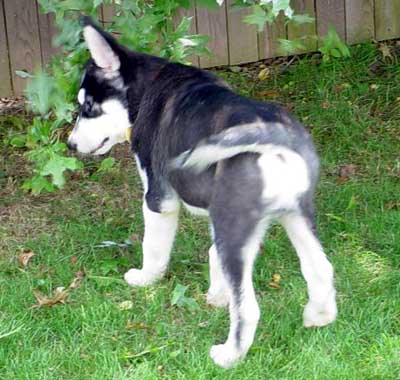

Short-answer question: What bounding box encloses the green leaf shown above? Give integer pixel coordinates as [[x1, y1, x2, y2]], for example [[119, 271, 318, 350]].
[[57, 0, 93, 12], [330, 48, 342, 58], [26, 118, 52, 147], [26, 71, 55, 115], [98, 157, 115, 173], [174, 16, 192, 36], [10, 136, 26, 148], [291, 14, 315, 25], [37, 0, 56, 13], [196, 0, 220, 9], [171, 284, 188, 306], [278, 38, 306, 55], [176, 0, 191, 9], [271, 0, 291, 17], [319, 26, 351, 59], [22, 175, 55, 194], [171, 283, 199, 310], [15, 70, 34, 79], [231, 0, 253, 7], [243, 5, 270, 32], [40, 154, 82, 188]]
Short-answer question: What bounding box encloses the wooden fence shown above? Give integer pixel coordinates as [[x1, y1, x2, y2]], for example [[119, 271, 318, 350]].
[[1, 0, 400, 97]]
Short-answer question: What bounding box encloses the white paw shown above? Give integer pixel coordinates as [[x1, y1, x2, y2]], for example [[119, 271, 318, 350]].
[[124, 268, 158, 287], [210, 343, 242, 369], [206, 290, 229, 308], [303, 300, 337, 327]]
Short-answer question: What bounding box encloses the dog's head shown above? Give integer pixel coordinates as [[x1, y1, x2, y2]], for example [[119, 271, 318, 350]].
[[67, 17, 130, 155]]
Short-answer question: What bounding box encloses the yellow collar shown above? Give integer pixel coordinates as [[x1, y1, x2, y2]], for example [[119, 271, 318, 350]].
[[125, 127, 132, 143]]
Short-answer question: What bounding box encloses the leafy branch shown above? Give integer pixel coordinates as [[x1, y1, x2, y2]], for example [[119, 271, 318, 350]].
[[20, 0, 216, 194]]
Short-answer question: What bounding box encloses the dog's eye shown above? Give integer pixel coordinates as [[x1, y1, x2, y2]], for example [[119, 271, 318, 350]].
[[80, 96, 101, 118], [84, 98, 93, 113]]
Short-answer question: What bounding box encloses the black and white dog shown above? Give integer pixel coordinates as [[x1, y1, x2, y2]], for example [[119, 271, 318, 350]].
[[68, 17, 337, 368]]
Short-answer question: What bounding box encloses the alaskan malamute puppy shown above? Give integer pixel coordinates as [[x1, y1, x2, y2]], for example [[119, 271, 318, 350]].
[[68, 16, 337, 368]]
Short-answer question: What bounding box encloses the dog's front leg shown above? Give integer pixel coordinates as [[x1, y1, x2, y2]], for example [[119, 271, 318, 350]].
[[125, 201, 179, 286]]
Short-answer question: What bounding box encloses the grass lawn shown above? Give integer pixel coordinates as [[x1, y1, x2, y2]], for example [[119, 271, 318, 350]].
[[0, 42, 399, 379]]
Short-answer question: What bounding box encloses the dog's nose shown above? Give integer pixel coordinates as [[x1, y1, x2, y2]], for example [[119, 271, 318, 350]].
[[67, 141, 77, 151]]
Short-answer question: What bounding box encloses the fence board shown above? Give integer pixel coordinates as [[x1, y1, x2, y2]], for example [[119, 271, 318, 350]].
[[4, 0, 42, 94], [0, 0, 12, 97], [258, 12, 287, 59], [288, 0, 317, 53], [197, 4, 229, 68], [101, 2, 115, 27], [37, 9, 58, 65], [375, 0, 400, 41], [346, 0, 374, 43], [227, 0, 258, 65], [316, 0, 346, 41]]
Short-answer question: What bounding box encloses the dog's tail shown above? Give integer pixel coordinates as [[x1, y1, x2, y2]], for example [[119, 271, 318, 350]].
[[171, 120, 293, 173]]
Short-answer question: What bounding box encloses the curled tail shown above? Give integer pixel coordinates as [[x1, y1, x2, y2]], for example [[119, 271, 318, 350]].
[[171, 120, 292, 173]]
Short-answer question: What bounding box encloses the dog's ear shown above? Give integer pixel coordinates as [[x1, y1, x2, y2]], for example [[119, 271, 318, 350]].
[[81, 16, 120, 72]]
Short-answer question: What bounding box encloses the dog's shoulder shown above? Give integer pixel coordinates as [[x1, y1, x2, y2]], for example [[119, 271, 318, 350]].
[[131, 61, 229, 140]]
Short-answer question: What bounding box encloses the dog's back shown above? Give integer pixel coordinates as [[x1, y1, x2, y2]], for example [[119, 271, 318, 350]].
[[130, 61, 319, 215]]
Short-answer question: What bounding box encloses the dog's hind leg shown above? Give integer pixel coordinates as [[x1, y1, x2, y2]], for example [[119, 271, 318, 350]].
[[209, 218, 268, 368], [125, 201, 179, 286], [207, 244, 229, 308], [280, 210, 337, 327], [206, 155, 267, 368]]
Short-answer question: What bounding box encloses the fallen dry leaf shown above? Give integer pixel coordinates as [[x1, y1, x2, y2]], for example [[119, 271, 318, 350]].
[[69, 256, 78, 266], [322, 101, 330, 109], [255, 90, 279, 98], [337, 164, 358, 184], [125, 320, 152, 330], [269, 273, 282, 289], [118, 300, 133, 311], [385, 201, 400, 209], [75, 269, 86, 280], [129, 234, 140, 243], [268, 282, 281, 289], [378, 43, 396, 63], [272, 273, 282, 283], [334, 83, 351, 93], [18, 250, 35, 267], [31, 271, 85, 308], [258, 67, 270, 81], [369, 60, 385, 75], [369, 103, 379, 117], [32, 288, 69, 308], [286, 102, 295, 112], [333, 84, 344, 93]]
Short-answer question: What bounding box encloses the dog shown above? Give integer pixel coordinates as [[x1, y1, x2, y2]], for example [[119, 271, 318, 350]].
[[67, 16, 337, 368]]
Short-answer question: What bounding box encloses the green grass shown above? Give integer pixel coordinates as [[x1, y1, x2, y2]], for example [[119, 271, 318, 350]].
[[1, 43, 399, 379]]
